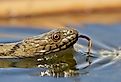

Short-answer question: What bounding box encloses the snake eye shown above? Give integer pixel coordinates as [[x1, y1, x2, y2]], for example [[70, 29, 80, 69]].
[[69, 30, 74, 34], [52, 33, 61, 41]]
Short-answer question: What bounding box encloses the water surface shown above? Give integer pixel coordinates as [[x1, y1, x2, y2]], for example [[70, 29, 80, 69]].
[[0, 24, 121, 82]]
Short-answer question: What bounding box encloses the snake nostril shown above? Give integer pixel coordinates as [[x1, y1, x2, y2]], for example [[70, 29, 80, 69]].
[[69, 30, 73, 34]]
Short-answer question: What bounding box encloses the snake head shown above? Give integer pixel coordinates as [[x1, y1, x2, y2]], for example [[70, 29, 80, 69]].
[[23, 28, 79, 55], [42, 28, 79, 52]]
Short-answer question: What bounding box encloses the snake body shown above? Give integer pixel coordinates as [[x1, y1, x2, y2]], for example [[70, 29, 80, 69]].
[[0, 28, 79, 58]]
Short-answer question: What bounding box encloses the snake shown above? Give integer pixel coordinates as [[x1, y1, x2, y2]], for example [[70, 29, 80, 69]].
[[0, 28, 92, 59]]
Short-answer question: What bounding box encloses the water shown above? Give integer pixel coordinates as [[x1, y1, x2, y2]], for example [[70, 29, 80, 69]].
[[0, 24, 121, 82]]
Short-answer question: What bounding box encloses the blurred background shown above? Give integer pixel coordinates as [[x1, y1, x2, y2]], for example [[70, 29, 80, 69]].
[[0, 0, 121, 28]]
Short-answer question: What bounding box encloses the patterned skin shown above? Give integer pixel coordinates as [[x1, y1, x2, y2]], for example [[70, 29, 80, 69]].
[[0, 28, 79, 58]]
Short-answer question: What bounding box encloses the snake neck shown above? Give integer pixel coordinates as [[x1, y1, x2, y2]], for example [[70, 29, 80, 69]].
[[0, 42, 22, 57], [0, 40, 45, 57]]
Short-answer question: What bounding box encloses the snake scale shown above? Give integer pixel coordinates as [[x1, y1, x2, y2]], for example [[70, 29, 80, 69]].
[[0, 28, 92, 58]]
